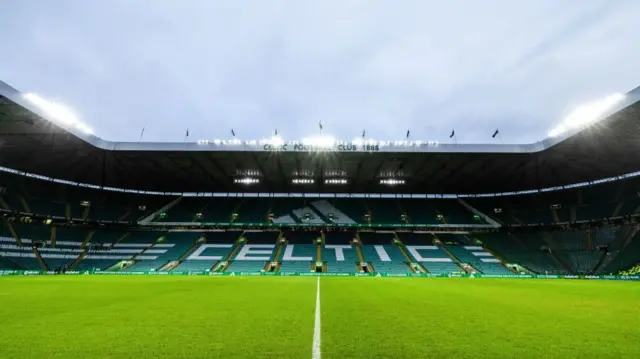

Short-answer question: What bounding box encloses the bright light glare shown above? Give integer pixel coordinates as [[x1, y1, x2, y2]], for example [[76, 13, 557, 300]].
[[547, 125, 566, 138], [23, 93, 93, 135], [302, 135, 336, 148], [267, 135, 284, 146], [548, 93, 624, 138]]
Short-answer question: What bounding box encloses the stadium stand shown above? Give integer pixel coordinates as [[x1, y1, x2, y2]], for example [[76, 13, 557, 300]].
[[174, 231, 241, 271], [0, 172, 163, 222], [435, 233, 513, 275], [279, 231, 318, 272], [3, 192, 640, 275], [600, 228, 640, 274], [620, 263, 640, 275], [466, 176, 640, 226], [473, 232, 569, 274], [322, 232, 357, 272], [358, 232, 415, 274], [1, 80, 640, 276]]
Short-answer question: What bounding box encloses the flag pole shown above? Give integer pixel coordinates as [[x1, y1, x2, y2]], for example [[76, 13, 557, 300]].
[[492, 129, 503, 144]]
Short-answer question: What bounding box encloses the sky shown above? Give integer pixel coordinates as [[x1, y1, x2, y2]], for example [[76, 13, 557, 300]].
[[1, 0, 639, 144]]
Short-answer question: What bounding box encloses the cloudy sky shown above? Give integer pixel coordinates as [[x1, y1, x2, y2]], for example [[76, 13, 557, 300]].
[[1, 0, 639, 144]]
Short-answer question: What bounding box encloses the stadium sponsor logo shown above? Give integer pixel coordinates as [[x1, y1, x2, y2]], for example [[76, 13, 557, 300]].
[[563, 275, 580, 279]]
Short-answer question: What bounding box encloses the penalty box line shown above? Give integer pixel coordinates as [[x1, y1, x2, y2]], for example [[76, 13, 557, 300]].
[[312, 276, 321, 359]]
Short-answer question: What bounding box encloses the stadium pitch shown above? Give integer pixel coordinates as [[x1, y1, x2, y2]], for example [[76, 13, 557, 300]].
[[0, 277, 638, 359]]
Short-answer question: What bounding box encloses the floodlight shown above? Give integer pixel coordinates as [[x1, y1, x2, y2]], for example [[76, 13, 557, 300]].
[[234, 178, 260, 185], [324, 178, 348, 185], [292, 178, 314, 184], [380, 179, 405, 185]]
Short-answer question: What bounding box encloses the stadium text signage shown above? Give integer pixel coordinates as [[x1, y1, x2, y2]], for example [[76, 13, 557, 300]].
[[197, 139, 439, 152], [262, 143, 383, 152]]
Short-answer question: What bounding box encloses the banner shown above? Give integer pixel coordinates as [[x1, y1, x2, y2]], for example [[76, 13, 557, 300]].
[[0, 270, 638, 281]]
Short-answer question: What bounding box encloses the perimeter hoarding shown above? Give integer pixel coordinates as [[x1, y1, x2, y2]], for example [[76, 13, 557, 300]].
[[1, 270, 638, 281]]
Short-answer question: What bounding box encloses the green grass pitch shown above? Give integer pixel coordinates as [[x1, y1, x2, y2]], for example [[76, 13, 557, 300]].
[[0, 276, 638, 359]]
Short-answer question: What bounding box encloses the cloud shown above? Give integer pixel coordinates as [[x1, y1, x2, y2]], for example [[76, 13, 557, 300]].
[[0, 0, 638, 144]]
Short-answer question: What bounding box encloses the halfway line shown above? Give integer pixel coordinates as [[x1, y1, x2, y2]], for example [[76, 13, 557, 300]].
[[312, 276, 321, 359]]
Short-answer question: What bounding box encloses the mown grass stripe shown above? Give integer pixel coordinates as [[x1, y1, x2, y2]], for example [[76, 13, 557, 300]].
[[312, 276, 321, 359]]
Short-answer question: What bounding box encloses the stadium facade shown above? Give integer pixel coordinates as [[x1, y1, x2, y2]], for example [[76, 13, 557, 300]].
[[1, 80, 639, 279]]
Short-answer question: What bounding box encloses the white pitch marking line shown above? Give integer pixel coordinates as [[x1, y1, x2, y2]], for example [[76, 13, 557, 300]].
[[312, 276, 322, 359]]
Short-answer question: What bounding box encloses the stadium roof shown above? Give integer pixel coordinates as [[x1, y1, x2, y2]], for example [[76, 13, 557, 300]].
[[1, 80, 640, 195]]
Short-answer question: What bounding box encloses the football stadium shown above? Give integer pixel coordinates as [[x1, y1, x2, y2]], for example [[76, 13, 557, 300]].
[[1, 79, 639, 358]]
